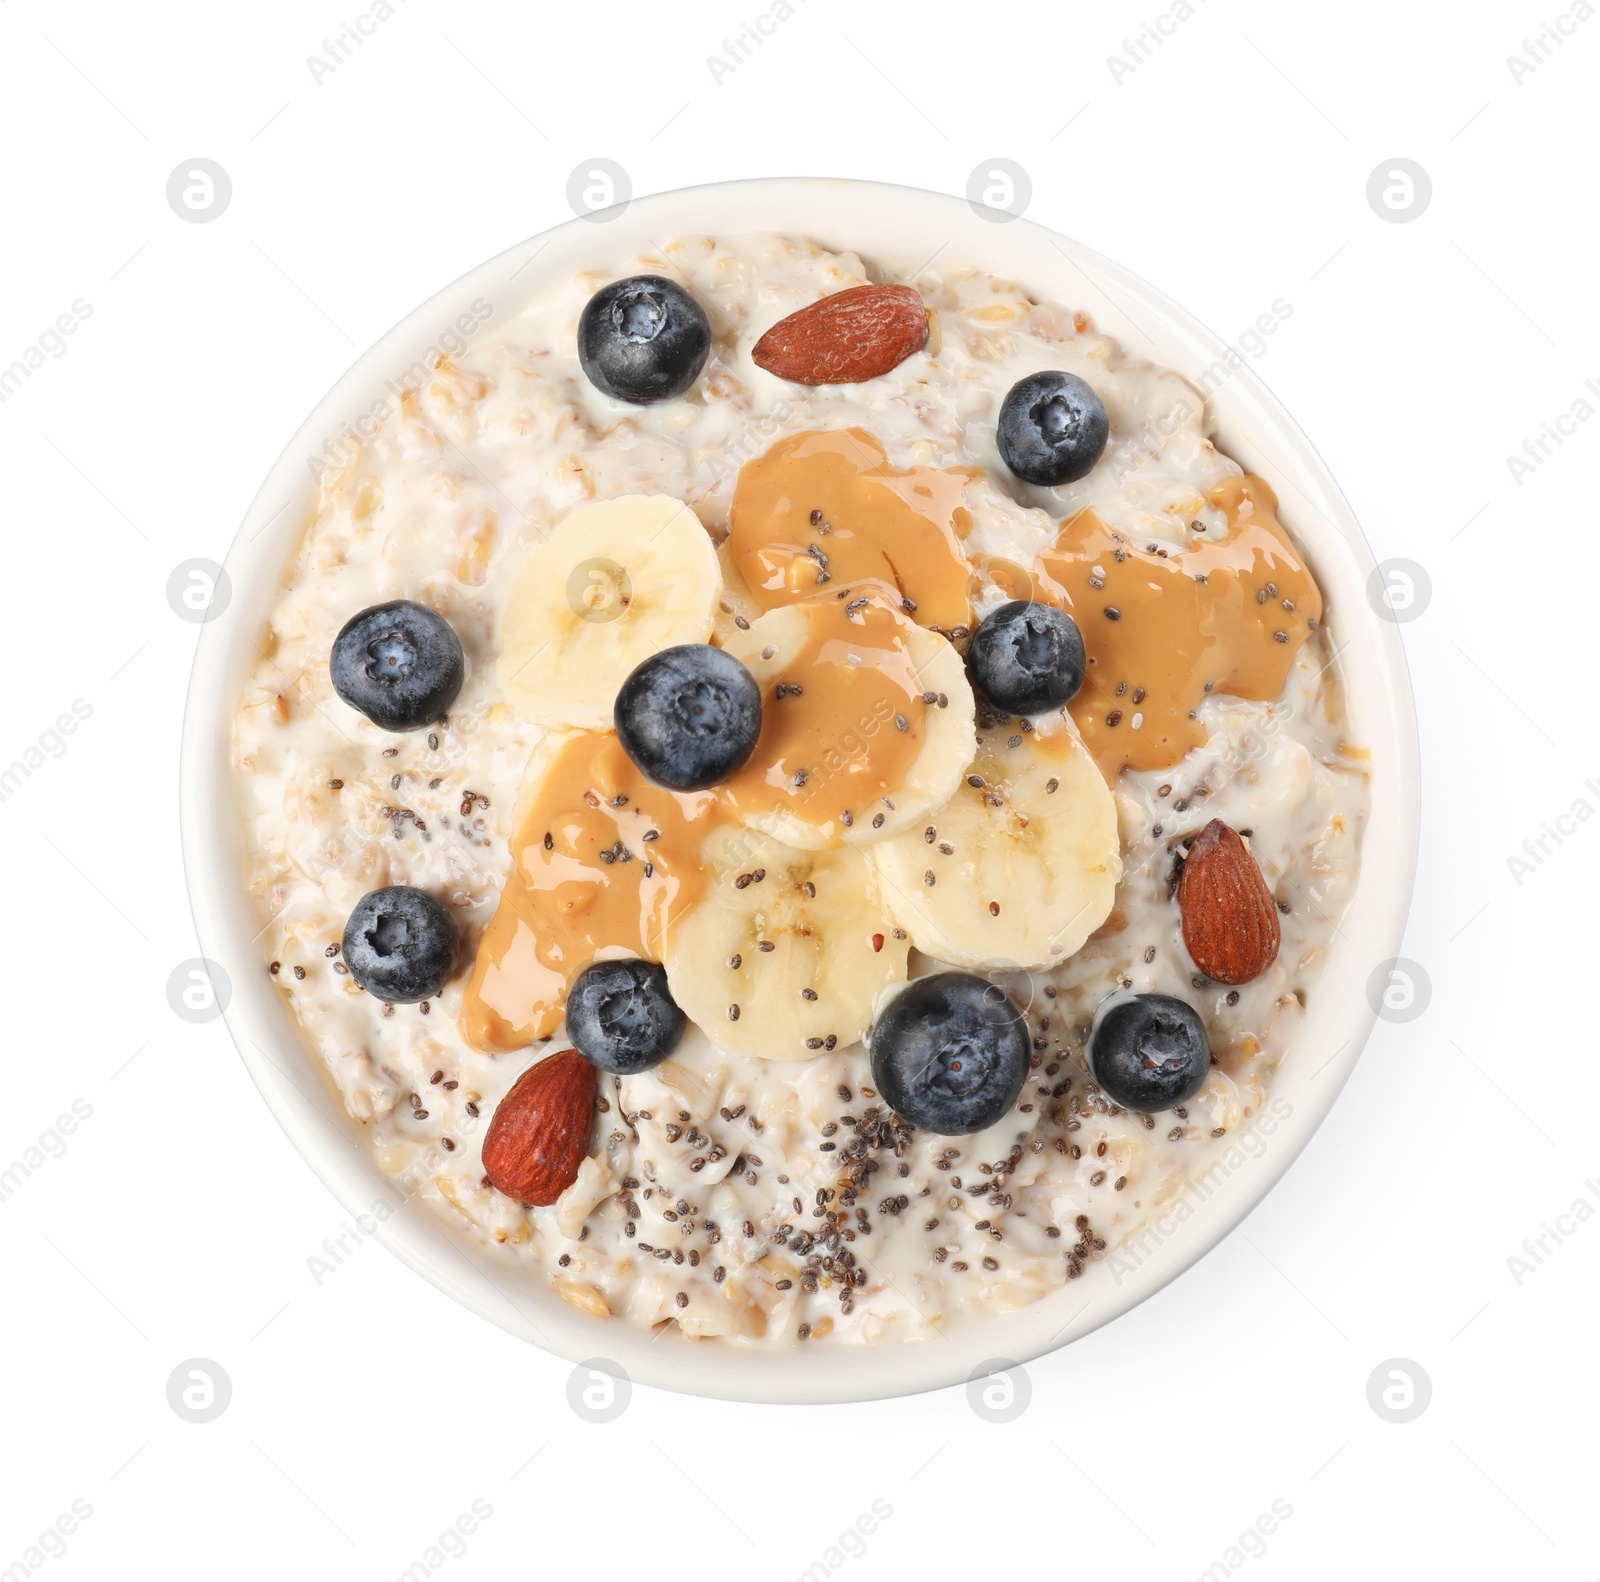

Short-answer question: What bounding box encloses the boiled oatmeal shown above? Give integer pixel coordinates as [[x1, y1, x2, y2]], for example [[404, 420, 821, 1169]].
[[232, 234, 1368, 1346]]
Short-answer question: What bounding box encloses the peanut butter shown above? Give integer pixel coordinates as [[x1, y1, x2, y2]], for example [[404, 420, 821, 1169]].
[[462, 594, 938, 1049], [729, 428, 977, 631], [722, 594, 932, 844], [461, 731, 721, 1050], [1037, 475, 1322, 781]]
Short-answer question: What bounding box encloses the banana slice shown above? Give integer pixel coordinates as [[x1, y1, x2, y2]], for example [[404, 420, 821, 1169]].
[[711, 540, 767, 649], [717, 594, 975, 850], [662, 827, 909, 1060], [498, 495, 721, 730], [866, 719, 1120, 970]]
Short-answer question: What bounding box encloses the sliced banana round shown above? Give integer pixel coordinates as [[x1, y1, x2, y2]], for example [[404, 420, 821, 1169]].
[[717, 594, 975, 850], [710, 540, 767, 649], [498, 495, 721, 730], [866, 720, 1120, 970], [662, 827, 909, 1060]]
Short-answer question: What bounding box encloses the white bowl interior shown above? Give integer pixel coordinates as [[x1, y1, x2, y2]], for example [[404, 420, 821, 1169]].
[[180, 177, 1419, 1404]]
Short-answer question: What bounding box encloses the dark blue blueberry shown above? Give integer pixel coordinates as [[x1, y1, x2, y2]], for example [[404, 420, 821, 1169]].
[[997, 370, 1109, 487], [330, 600, 464, 731], [614, 644, 762, 791], [869, 972, 1031, 1136], [1089, 993, 1211, 1112], [567, 959, 686, 1074], [968, 600, 1086, 714], [578, 275, 712, 404], [341, 886, 459, 1004]]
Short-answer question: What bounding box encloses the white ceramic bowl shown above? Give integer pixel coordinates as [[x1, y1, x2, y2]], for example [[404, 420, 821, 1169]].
[[180, 177, 1419, 1404]]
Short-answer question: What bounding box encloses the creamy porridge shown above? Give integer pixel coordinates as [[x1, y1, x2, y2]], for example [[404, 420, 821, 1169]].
[[232, 233, 1368, 1346]]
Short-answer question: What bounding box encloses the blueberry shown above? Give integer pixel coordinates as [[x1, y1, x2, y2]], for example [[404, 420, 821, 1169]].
[[997, 370, 1109, 486], [869, 972, 1031, 1136], [968, 600, 1086, 714], [1089, 993, 1211, 1111], [567, 959, 686, 1074], [341, 886, 459, 1004], [330, 600, 464, 731], [578, 275, 712, 404], [614, 643, 762, 791]]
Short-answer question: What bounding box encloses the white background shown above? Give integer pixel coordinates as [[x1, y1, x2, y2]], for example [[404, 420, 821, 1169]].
[[1, 0, 1592, 1576]]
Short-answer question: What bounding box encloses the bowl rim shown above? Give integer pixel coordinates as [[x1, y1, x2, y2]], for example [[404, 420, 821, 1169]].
[[179, 174, 1420, 1405]]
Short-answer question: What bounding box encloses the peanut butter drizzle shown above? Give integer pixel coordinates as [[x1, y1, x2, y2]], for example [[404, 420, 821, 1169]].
[[729, 428, 978, 631], [722, 594, 930, 844], [460, 732, 721, 1051], [461, 595, 933, 1050], [1036, 475, 1323, 782]]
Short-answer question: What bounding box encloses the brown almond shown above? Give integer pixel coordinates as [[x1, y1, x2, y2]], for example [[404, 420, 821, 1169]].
[[751, 284, 930, 385], [1177, 819, 1280, 985], [481, 1049, 596, 1206]]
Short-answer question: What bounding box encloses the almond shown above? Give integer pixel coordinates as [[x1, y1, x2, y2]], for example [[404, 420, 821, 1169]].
[[481, 1049, 596, 1207], [751, 284, 930, 385], [1177, 819, 1280, 986]]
